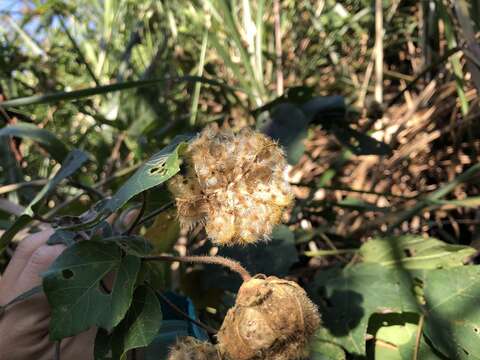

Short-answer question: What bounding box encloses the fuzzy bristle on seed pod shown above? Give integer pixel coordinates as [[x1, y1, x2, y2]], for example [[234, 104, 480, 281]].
[[167, 336, 221, 360], [217, 276, 321, 360], [167, 123, 293, 245]]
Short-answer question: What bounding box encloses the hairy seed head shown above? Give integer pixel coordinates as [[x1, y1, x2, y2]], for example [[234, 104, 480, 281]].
[[217, 276, 321, 360], [168, 123, 293, 245], [167, 337, 220, 360]]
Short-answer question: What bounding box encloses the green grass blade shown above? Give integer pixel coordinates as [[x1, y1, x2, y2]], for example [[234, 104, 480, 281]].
[[438, 1, 469, 115], [0, 76, 239, 108], [0, 123, 70, 162], [190, 29, 209, 126], [214, 0, 266, 101]]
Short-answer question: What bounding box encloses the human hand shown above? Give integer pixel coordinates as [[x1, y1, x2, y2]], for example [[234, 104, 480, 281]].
[[0, 228, 95, 360]]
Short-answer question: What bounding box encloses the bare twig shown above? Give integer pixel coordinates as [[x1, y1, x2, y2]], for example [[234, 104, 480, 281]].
[[0, 179, 46, 195], [374, 0, 383, 104], [387, 46, 461, 107]]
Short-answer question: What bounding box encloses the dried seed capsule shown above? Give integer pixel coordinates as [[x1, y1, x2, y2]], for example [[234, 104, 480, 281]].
[[167, 336, 221, 360], [217, 276, 321, 360], [167, 124, 293, 245]]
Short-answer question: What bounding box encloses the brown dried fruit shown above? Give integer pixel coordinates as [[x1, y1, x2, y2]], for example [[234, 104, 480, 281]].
[[217, 276, 321, 360], [168, 123, 293, 245], [167, 336, 221, 360]]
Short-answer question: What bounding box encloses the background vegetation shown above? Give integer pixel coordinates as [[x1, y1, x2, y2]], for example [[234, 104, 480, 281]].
[[1, 0, 480, 359]]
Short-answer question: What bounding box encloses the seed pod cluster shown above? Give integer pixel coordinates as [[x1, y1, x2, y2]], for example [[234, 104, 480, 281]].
[[168, 123, 293, 245], [167, 336, 221, 360], [217, 276, 321, 360]]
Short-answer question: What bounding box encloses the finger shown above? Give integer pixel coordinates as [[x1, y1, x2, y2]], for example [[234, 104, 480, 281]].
[[0, 228, 53, 301], [14, 244, 65, 297], [108, 207, 140, 233]]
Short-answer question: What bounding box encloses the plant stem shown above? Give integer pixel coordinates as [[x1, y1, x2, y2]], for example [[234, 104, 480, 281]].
[[0, 285, 42, 317], [412, 315, 425, 360], [143, 254, 251, 282], [304, 249, 358, 257], [126, 192, 147, 235], [55, 340, 61, 360], [156, 290, 217, 334], [132, 201, 174, 230], [58, 15, 100, 87]]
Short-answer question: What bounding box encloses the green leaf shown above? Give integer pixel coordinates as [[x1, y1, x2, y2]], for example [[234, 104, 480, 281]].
[[96, 286, 162, 360], [423, 266, 480, 359], [0, 122, 70, 162], [310, 327, 346, 360], [430, 196, 480, 208], [64, 136, 191, 230], [369, 313, 440, 360], [0, 149, 89, 254], [42, 241, 140, 340], [315, 261, 480, 358], [26, 149, 89, 215], [314, 263, 419, 355], [360, 236, 476, 269], [103, 235, 153, 257], [47, 229, 77, 247], [259, 103, 310, 164], [102, 136, 189, 213], [110, 256, 142, 328]]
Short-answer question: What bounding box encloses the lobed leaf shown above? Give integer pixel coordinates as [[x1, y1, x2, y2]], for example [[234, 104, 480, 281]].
[[95, 286, 162, 360], [314, 263, 419, 355], [42, 241, 141, 340], [423, 266, 480, 359], [360, 235, 476, 269]]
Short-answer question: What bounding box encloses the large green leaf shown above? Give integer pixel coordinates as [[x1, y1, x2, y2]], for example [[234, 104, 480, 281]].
[[423, 266, 480, 359], [315, 260, 480, 358], [360, 236, 476, 269], [314, 263, 419, 355], [369, 313, 440, 360], [42, 241, 140, 340], [0, 122, 70, 162], [95, 286, 162, 360], [0, 149, 89, 254], [64, 136, 190, 230]]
